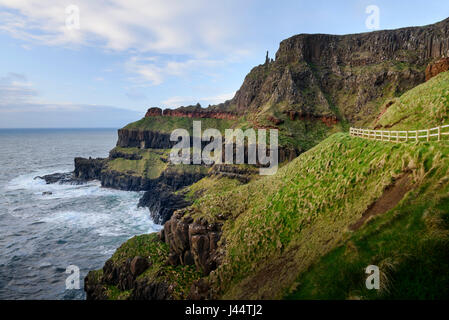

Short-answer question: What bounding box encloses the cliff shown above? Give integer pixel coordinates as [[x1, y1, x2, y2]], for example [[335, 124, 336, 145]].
[[146, 106, 238, 120], [83, 17, 449, 300], [222, 17, 449, 125], [122, 18, 449, 153]]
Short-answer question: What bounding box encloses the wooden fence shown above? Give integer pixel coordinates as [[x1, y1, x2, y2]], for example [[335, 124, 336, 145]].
[[350, 125, 449, 143]]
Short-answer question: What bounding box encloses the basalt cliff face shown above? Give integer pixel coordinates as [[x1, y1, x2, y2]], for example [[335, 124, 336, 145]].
[[116, 129, 173, 149], [84, 18, 449, 300], [217, 17, 449, 126]]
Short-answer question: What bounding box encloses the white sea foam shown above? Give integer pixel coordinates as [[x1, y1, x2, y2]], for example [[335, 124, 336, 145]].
[[6, 170, 162, 236]]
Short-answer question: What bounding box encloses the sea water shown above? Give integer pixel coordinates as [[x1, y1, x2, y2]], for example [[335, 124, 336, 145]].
[[0, 129, 161, 300]]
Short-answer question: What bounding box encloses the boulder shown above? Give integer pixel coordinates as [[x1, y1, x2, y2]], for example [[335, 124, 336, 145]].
[[130, 256, 149, 277]]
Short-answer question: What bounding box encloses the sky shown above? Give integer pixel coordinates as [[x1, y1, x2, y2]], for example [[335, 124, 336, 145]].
[[0, 0, 449, 128]]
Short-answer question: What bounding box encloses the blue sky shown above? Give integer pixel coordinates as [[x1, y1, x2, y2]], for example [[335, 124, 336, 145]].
[[0, 0, 448, 128]]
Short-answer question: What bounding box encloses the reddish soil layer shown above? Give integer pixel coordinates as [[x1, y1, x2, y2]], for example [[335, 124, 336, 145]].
[[426, 57, 449, 81]]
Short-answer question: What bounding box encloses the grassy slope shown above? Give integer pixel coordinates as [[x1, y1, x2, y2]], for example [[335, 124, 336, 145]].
[[124, 116, 240, 134], [102, 69, 449, 301], [181, 176, 246, 204], [105, 147, 208, 180], [179, 68, 449, 300], [186, 133, 449, 299], [106, 147, 169, 179], [283, 71, 449, 300], [375, 71, 449, 130]]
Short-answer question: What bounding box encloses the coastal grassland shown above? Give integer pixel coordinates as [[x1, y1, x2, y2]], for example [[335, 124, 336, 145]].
[[286, 182, 449, 299], [124, 116, 243, 134], [277, 117, 343, 152], [185, 133, 449, 299], [100, 233, 202, 300], [375, 71, 449, 130], [106, 148, 168, 179], [122, 112, 342, 154], [181, 176, 245, 205], [110, 233, 164, 264]]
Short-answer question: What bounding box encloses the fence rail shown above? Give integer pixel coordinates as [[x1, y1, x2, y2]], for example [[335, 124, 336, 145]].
[[350, 125, 449, 143]]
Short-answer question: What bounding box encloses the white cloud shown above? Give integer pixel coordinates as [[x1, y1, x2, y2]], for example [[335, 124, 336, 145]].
[[0, 73, 38, 106], [0, 1, 255, 87], [125, 56, 164, 85], [0, 0, 247, 54], [125, 55, 225, 85]]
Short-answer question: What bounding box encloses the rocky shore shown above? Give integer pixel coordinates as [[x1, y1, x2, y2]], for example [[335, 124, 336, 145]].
[[83, 17, 449, 300]]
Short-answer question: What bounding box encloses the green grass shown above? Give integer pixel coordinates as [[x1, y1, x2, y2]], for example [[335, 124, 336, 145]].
[[105, 286, 132, 300], [375, 71, 449, 130], [278, 117, 343, 152], [103, 233, 202, 300], [182, 176, 246, 205], [287, 187, 449, 300], [102, 64, 449, 301], [124, 116, 240, 134], [180, 133, 449, 299], [110, 233, 164, 264], [123, 103, 343, 153], [106, 148, 168, 179]]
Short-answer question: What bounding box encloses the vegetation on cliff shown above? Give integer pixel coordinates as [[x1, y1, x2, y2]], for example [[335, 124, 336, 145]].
[[84, 18, 449, 300], [85, 233, 202, 300], [375, 71, 449, 130], [106, 147, 169, 180], [183, 133, 448, 299], [124, 115, 239, 134]]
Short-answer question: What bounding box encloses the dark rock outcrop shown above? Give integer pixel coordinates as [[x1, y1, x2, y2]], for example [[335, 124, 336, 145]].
[[74, 157, 106, 180], [130, 278, 173, 300], [117, 129, 174, 149], [161, 209, 224, 275], [35, 172, 85, 185], [138, 186, 192, 225], [85, 255, 174, 300], [130, 256, 149, 277], [109, 149, 142, 160], [100, 170, 151, 191], [136, 167, 207, 223]]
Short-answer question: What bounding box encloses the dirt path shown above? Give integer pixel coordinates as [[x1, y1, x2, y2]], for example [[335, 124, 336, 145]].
[[350, 174, 413, 231]]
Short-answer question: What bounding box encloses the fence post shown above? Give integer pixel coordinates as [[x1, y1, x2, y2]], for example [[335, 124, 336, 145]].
[[396, 131, 399, 143], [427, 129, 430, 142], [438, 126, 441, 141], [406, 131, 408, 142], [416, 130, 418, 142]]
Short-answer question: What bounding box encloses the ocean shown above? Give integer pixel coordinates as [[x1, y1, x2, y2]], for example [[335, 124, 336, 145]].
[[0, 129, 161, 300]]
